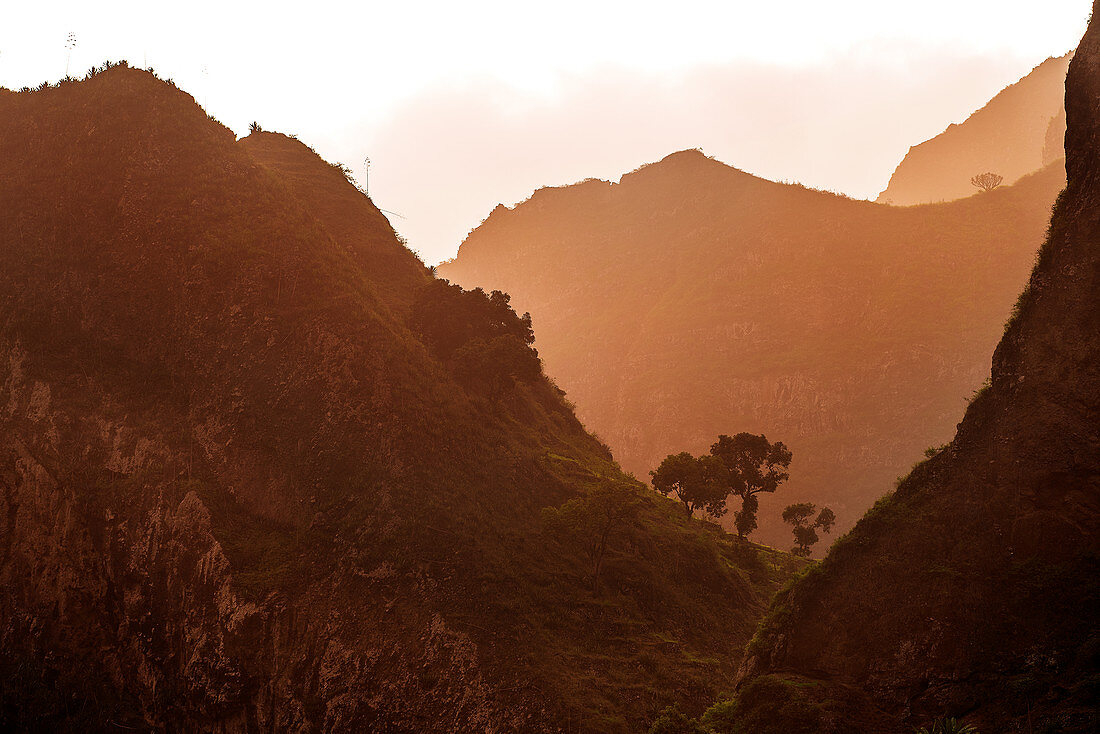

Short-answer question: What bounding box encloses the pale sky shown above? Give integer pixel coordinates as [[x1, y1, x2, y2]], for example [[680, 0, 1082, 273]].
[[1, 1, 1090, 263]]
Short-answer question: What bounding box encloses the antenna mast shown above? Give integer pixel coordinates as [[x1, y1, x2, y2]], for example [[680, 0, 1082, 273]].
[[64, 32, 77, 78]]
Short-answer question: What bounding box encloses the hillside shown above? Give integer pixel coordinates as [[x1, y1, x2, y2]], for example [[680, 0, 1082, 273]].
[[0, 64, 798, 732], [240, 131, 431, 307], [733, 11, 1100, 733], [877, 54, 1070, 205], [439, 148, 1065, 547]]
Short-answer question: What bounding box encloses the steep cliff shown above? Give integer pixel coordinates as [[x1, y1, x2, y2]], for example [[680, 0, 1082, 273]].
[[736, 11, 1100, 733], [0, 65, 795, 732], [877, 54, 1070, 205], [439, 148, 1065, 547]]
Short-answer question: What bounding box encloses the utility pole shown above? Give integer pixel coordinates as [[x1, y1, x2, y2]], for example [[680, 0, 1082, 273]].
[[64, 32, 77, 78], [363, 156, 370, 196]]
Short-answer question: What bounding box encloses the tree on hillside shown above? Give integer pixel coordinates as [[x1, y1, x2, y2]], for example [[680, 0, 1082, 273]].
[[452, 334, 542, 398], [781, 503, 836, 557], [650, 452, 728, 518], [734, 494, 760, 539], [710, 433, 792, 540], [969, 172, 1003, 191], [409, 280, 541, 396], [409, 280, 534, 360], [542, 482, 642, 594]]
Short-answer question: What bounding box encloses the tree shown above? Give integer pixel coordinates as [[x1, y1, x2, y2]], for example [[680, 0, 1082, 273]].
[[781, 503, 836, 556], [452, 334, 542, 397], [409, 280, 541, 396], [542, 482, 642, 594], [409, 280, 534, 361], [734, 493, 759, 539], [710, 433, 792, 539], [650, 452, 728, 518], [248, 121, 262, 134], [969, 172, 1003, 192]]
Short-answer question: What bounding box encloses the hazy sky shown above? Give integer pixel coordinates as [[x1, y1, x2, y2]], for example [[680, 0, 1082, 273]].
[[2, 1, 1090, 263]]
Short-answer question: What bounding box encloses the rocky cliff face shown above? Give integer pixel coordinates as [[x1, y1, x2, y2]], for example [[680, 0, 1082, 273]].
[[0, 65, 793, 732], [877, 54, 1070, 205], [440, 148, 1065, 547], [736, 10, 1100, 733]]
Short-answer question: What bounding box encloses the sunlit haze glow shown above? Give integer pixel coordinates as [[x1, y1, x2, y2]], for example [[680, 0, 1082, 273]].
[[3, 1, 1089, 263]]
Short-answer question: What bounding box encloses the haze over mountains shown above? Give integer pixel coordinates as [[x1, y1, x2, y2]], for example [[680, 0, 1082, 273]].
[[1, 5, 1098, 734], [440, 145, 1065, 545], [0, 65, 799, 732], [878, 54, 1071, 205]]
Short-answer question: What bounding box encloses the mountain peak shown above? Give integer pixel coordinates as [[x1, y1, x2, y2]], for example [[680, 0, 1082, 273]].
[[877, 53, 1071, 204]]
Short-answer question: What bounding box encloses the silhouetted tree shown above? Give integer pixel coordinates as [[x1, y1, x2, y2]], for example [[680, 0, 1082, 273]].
[[781, 503, 836, 556], [710, 433, 792, 540], [650, 452, 727, 517], [542, 482, 642, 594], [409, 280, 534, 360], [409, 280, 540, 396], [734, 494, 759, 539], [969, 172, 1003, 192]]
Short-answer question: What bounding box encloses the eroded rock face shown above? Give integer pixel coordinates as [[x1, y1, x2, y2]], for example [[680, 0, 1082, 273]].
[[0, 339, 526, 732], [736, 8, 1100, 732]]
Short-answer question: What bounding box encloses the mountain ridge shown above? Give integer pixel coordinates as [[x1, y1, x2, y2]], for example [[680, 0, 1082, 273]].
[[440, 143, 1065, 546], [877, 53, 1071, 205]]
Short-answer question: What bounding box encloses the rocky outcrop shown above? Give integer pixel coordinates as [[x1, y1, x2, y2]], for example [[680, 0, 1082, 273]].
[[736, 10, 1100, 733]]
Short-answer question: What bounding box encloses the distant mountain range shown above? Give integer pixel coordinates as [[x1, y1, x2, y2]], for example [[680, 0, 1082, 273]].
[[440, 148, 1064, 546], [877, 54, 1070, 205]]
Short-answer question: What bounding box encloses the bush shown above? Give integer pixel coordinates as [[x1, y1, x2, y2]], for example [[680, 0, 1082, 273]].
[[648, 705, 704, 734]]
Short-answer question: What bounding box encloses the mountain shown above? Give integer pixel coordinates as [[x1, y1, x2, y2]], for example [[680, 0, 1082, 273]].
[[439, 148, 1064, 547], [877, 54, 1071, 205], [0, 64, 798, 732], [239, 131, 431, 307], [733, 12, 1100, 733]]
